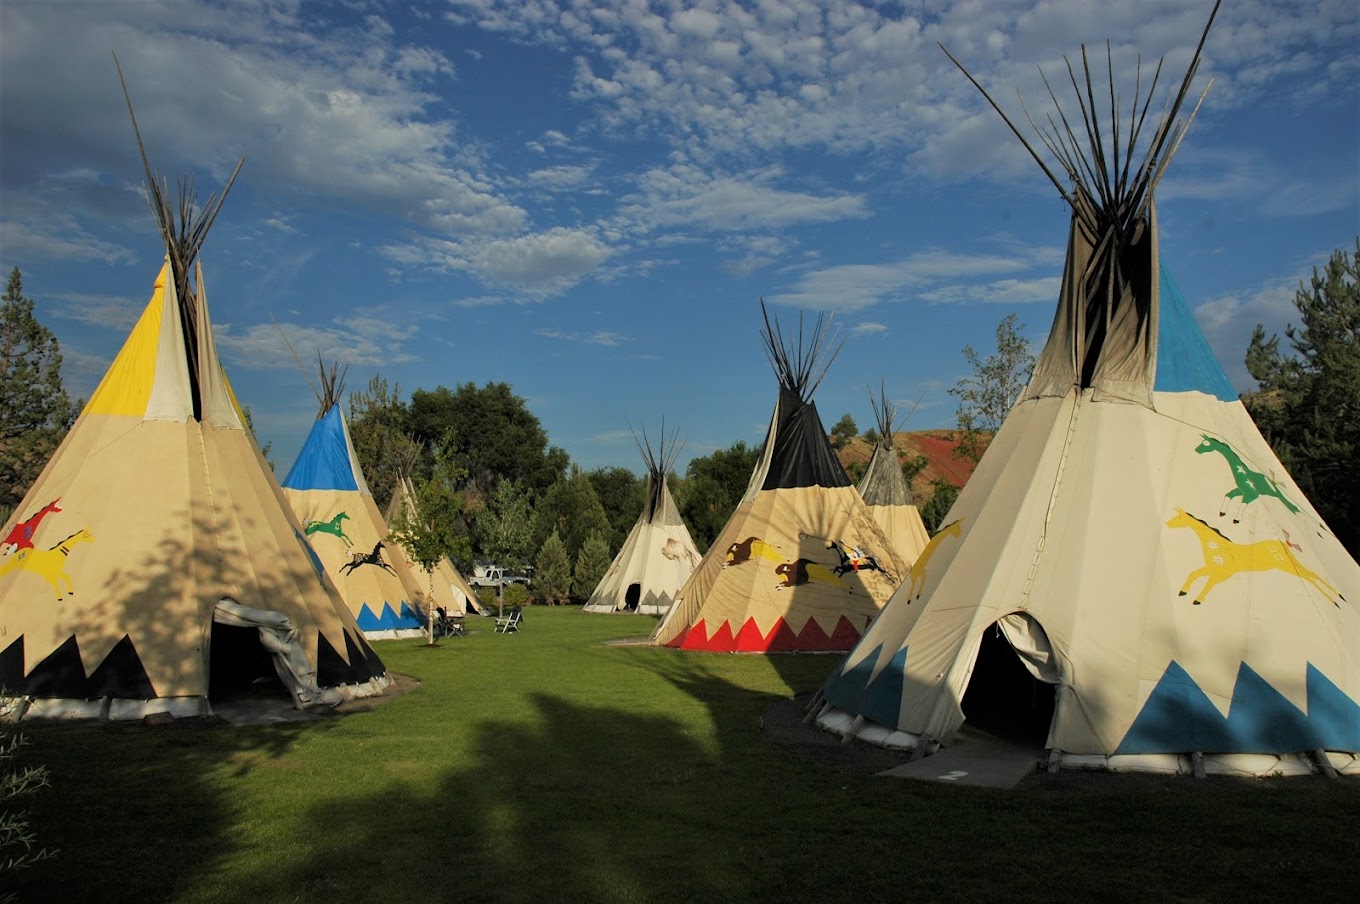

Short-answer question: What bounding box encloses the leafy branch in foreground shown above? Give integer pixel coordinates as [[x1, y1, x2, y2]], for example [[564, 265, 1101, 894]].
[[0, 708, 57, 895]]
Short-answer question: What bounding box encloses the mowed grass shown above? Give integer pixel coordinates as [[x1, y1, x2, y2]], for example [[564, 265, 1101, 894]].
[[11, 607, 1359, 904]]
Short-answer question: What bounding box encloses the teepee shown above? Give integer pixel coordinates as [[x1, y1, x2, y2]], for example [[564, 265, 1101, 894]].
[[651, 303, 907, 652], [0, 78, 388, 720], [384, 473, 485, 616], [584, 424, 700, 614], [856, 384, 929, 565], [281, 363, 432, 639], [815, 2, 1360, 776]]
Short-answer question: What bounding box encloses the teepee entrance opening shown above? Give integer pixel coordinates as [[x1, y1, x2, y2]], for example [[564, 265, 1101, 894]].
[[208, 621, 284, 703], [624, 583, 641, 611], [961, 616, 1057, 747]]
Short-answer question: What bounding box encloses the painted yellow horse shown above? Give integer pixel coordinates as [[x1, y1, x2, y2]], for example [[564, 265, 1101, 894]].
[[0, 528, 94, 600], [907, 519, 963, 600], [1165, 509, 1340, 606]]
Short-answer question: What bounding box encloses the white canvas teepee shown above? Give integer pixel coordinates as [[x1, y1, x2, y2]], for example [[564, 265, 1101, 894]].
[[651, 303, 907, 652], [584, 425, 700, 615], [856, 385, 929, 565], [281, 364, 432, 640], [384, 475, 485, 617], [815, 2, 1360, 776], [0, 97, 388, 719]]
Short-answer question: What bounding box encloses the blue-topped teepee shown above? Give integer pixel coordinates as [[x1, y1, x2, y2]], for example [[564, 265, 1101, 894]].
[[281, 360, 429, 639], [815, 1, 1359, 776]]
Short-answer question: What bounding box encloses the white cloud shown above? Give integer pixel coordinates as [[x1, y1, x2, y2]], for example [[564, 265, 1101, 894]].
[[535, 327, 630, 346], [383, 226, 613, 293], [621, 163, 867, 233], [768, 247, 1059, 311], [45, 291, 143, 330], [213, 317, 420, 370], [1193, 271, 1313, 392], [0, 1, 524, 254]]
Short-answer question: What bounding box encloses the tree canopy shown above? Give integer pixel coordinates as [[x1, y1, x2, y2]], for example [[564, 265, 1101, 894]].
[[409, 382, 568, 498], [1245, 238, 1359, 556], [675, 440, 761, 551], [0, 268, 75, 510], [346, 374, 417, 512], [949, 312, 1034, 462]]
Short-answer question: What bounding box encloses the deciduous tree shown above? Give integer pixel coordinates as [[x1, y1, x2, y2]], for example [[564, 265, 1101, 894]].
[[949, 312, 1034, 462], [674, 440, 761, 551], [829, 413, 857, 449], [347, 374, 417, 511]]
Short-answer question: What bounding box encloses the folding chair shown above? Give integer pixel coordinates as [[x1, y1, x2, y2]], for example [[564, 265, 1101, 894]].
[[494, 606, 522, 634]]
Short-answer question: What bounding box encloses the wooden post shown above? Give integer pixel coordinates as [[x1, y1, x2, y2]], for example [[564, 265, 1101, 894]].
[[1312, 749, 1338, 779]]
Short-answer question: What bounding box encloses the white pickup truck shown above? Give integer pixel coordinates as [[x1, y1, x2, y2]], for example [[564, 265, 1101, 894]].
[[469, 564, 531, 589]]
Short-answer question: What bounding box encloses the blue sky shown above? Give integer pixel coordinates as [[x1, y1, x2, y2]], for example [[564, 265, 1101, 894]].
[[1, 0, 1355, 477]]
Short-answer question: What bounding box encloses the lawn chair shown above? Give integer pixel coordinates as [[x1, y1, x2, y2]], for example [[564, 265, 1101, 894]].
[[434, 608, 467, 638], [494, 606, 522, 634]]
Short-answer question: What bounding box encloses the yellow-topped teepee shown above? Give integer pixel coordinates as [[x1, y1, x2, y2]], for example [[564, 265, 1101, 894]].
[[0, 70, 387, 719]]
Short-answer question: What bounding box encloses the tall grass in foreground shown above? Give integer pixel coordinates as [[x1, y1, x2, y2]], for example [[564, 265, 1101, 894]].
[[10, 608, 1359, 904]]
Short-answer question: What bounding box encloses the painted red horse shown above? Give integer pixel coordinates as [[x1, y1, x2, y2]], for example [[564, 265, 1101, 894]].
[[2, 498, 62, 554]]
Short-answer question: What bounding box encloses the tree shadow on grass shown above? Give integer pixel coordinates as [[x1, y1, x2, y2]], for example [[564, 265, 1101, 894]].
[[4, 499, 378, 903], [10, 717, 337, 903], [179, 691, 758, 904]]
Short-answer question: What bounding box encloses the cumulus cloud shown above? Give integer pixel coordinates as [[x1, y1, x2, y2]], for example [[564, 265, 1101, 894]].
[[1, 1, 524, 250], [382, 226, 614, 294], [213, 317, 420, 369], [768, 247, 1060, 311], [620, 163, 867, 233]]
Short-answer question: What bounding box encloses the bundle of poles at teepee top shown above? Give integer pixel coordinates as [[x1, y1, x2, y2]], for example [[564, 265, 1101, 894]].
[[942, 0, 1219, 400], [760, 298, 842, 410], [814, 0, 1360, 775], [116, 54, 243, 419], [632, 419, 685, 524], [582, 419, 702, 615]]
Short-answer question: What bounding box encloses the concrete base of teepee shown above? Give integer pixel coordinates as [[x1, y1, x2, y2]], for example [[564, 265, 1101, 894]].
[[874, 724, 1043, 788]]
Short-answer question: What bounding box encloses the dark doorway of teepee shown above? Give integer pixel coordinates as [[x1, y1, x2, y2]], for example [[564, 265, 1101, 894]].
[[624, 583, 641, 611], [960, 622, 1056, 747], [208, 622, 286, 704]]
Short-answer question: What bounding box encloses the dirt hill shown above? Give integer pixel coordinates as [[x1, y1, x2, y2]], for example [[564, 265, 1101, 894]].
[[837, 429, 988, 500]]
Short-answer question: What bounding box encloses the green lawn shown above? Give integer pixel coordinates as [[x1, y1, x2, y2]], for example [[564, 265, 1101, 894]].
[[10, 608, 1359, 903]]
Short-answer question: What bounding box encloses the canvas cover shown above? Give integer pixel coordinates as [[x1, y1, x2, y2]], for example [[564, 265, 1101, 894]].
[[384, 477, 484, 616], [817, 258, 1360, 766], [652, 390, 906, 652], [584, 470, 700, 614], [857, 436, 929, 565], [282, 409, 430, 638], [0, 263, 387, 718]]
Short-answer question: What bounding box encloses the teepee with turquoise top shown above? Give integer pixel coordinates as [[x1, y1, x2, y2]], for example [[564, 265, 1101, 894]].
[[814, 1, 1359, 777], [281, 362, 431, 639]]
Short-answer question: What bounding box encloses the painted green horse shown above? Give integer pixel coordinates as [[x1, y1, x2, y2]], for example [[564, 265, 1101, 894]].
[[304, 511, 352, 547], [1194, 435, 1299, 521]]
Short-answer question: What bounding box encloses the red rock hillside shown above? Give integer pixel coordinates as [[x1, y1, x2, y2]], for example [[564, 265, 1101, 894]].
[[836, 429, 990, 501]]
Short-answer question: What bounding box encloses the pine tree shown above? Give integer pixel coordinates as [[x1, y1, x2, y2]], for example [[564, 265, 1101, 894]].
[[534, 530, 571, 606], [573, 531, 612, 604], [1245, 238, 1360, 556], [0, 268, 75, 509]]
